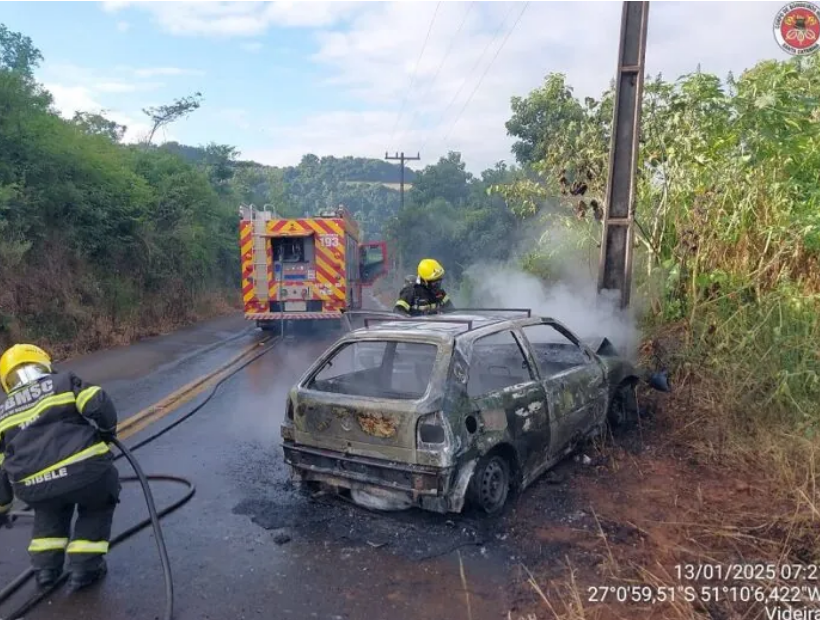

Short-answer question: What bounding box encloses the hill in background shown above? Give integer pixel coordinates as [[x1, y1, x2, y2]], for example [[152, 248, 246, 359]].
[[159, 143, 415, 239]]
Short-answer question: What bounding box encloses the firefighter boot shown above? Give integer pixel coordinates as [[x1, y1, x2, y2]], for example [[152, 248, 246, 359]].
[[35, 568, 63, 590], [66, 559, 107, 593]]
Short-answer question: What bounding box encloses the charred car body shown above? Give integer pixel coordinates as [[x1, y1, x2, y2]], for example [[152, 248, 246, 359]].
[[280, 309, 668, 515]]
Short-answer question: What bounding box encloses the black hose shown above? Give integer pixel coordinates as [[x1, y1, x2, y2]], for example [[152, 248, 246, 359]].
[[0, 474, 195, 620], [111, 437, 175, 620], [0, 335, 281, 619]]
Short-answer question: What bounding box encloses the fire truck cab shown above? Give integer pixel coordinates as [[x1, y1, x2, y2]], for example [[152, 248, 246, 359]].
[[239, 204, 388, 331]]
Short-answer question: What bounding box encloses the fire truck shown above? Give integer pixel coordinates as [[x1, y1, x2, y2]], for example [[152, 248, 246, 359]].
[[239, 204, 388, 331]]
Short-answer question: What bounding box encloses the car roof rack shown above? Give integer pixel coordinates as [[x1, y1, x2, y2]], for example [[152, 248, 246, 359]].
[[363, 316, 475, 330], [448, 308, 532, 317]]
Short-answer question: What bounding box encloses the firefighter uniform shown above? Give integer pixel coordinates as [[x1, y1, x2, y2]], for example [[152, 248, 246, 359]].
[[0, 344, 120, 592], [394, 258, 454, 316]]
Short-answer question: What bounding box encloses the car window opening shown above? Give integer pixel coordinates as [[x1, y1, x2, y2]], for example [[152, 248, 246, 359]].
[[308, 341, 438, 400], [467, 331, 533, 397], [521, 324, 589, 376]]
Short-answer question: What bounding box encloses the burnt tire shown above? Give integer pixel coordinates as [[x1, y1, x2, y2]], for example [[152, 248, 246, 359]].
[[607, 381, 639, 428], [469, 454, 511, 515]]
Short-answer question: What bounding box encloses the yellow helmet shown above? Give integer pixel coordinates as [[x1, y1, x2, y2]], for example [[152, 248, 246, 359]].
[[0, 344, 52, 393], [417, 258, 445, 282]]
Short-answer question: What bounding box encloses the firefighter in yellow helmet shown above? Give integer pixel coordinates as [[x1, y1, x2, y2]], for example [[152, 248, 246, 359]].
[[0, 344, 120, 592], [394, 258, 455, 316]]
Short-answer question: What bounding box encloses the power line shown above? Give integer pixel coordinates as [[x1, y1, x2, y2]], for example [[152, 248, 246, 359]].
[[440, 1, 529, 147], [388, 1, 442, 146], [418, 2, 518, 154], [394, 1, 476, 147]]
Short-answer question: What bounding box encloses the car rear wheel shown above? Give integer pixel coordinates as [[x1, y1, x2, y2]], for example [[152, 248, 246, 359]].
[[470, 454, 511, 515], [608, 381, 639, 427]]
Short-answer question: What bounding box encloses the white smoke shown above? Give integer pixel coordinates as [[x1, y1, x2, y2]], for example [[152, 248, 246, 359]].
[[458, 217, 643, 360]]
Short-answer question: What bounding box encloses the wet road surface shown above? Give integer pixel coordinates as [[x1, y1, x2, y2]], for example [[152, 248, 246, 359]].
[[0, 313, 523, 620]]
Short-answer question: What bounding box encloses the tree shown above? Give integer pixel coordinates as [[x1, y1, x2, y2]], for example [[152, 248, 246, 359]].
[[142, 92, 203, 144], [202, 143, 239, 191], [71, 111, 127, 142], [408, 151, 472, 208], [0, 24, 43, 79], [505, 73, 587, 166]]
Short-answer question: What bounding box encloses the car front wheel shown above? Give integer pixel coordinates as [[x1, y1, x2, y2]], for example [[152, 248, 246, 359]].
[[607, 381, 639, 427], [469, 454, 511, 515]]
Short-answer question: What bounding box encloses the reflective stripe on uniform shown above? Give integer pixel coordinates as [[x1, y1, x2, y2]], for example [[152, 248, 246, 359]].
[[441, 294, 450, 303], [76, 386, 101, 413], [28, 538, 69, 552], [67, 540, 109, 554], [395, 300, 410, 311], [19, 442, 110, 485], [0, 503, 10, 514], [0, 393, 77, 436]]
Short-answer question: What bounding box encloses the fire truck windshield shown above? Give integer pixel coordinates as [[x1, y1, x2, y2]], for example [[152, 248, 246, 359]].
[[277, 238, 304, 263]]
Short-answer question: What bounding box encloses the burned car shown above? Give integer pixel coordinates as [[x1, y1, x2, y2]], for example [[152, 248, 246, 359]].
[[280, 309, 667, 515]]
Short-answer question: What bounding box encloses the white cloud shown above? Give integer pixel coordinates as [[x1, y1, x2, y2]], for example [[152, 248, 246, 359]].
[[36, 62, 197, 144], [95, 80, 163, 93], [246, 110, 398, 167], [133, 66, 205, 78], [43, 83, 156, 144], [101, 1, 363, 36], [94, 1, 794, 173], [116, 20, 130, 33]]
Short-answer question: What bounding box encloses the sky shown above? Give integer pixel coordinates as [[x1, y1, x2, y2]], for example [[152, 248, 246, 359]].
[[0, 0, 801, 174]]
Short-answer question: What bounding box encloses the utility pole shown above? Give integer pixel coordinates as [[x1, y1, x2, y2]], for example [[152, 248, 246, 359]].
[[385, 151, 420, 210], [384, 151, 420, 276], [597, 1, 649, 310]]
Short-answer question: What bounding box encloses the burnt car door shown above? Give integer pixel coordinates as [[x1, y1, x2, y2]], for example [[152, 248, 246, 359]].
[[518, 321, 607, 452], [463, 329, 550, 476]]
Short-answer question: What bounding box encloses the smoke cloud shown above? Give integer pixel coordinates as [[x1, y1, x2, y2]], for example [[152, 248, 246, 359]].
[[458, 216, 643, 360]]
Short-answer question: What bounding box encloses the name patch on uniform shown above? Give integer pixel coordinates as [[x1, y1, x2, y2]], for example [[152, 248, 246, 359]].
[[18, 415, 42, 430], [24, 467, 68, 487], [2, 379, 55, 416]]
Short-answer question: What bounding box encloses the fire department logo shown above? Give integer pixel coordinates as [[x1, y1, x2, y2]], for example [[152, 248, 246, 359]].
[[774, 2, 820, 55]]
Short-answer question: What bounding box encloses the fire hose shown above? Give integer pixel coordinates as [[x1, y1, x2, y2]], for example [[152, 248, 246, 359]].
[[0, 336, 280, 620]]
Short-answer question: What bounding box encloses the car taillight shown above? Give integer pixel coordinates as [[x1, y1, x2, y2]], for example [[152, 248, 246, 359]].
[[417, 411, 449, 448], [286, 398, 294, 420]]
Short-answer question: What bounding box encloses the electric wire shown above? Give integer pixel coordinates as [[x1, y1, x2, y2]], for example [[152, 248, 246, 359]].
[[417, 2, 518, 154], [388, 1, 442, 146], [0, 336, 282, 620], [394, 1, 476, 148], [439, 1, 529, 147]]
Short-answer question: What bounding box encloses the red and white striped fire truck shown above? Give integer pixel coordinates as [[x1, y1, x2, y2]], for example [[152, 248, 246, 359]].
[[239, 204, 388, 331]]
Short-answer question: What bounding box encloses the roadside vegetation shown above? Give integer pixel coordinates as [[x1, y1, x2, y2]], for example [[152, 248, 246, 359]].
[[0, 25, 413, 358], [3, 18, 820, 616], [384, 56, 820, 618]]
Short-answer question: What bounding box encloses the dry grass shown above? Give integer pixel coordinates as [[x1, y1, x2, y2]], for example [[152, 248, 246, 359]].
[[511, 323, 820, 620]]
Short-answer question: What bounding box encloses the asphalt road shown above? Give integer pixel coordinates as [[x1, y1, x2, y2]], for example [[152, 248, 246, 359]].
[[0, 312, 516, 620]]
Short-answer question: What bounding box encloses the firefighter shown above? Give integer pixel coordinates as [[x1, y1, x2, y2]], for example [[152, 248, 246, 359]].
[[0, 344, 120, 592], [394, 258, 455, 316]]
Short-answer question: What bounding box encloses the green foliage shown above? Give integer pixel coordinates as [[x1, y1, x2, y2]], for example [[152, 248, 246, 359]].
[[0, 24, 42, 78], [143, 92, 203, 145], [71, 111, 127, 142], [384, 152, 520, 281], [0, 26, 239, 354], [496, 55, 820, 426], [164, 145, 416, 240]]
